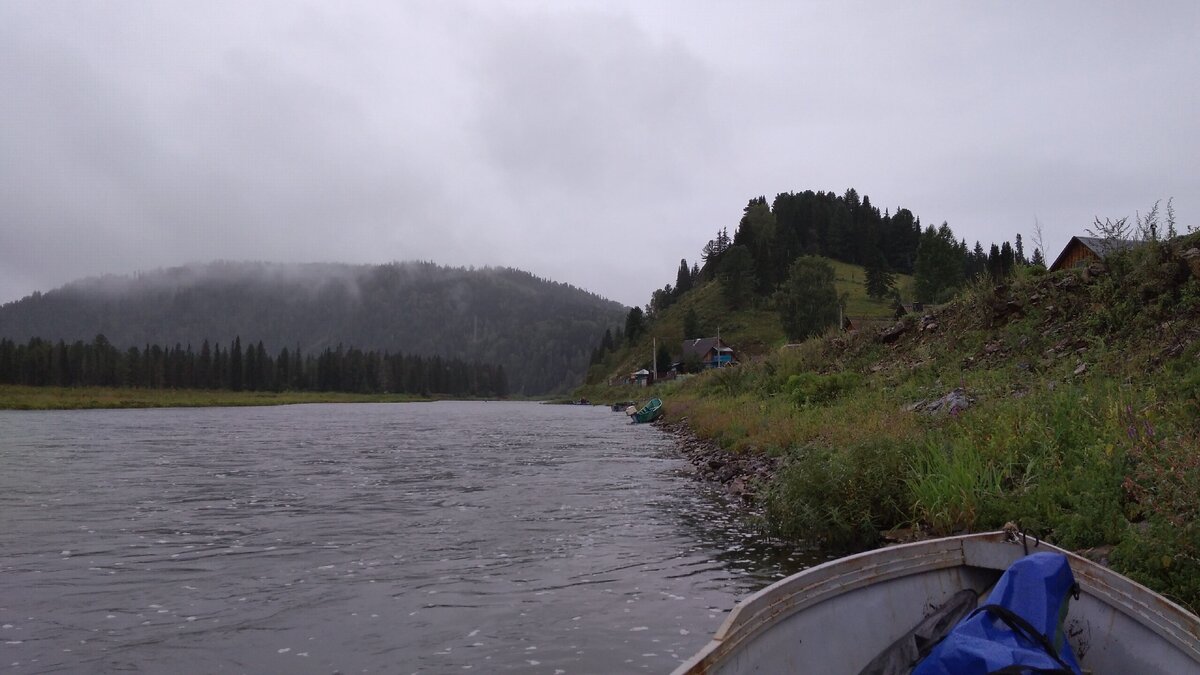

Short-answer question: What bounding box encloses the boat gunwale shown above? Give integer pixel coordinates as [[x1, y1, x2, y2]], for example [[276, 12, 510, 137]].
[[673, 531, 1200, 674]]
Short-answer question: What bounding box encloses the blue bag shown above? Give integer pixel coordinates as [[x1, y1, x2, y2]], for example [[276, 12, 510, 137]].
[[913, 552, 1082, 675]]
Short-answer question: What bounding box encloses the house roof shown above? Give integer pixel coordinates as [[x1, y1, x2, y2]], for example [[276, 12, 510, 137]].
[[680, 337, 726, 358], [1049, 236, 1141, 271], [632, 368, 651, 376]]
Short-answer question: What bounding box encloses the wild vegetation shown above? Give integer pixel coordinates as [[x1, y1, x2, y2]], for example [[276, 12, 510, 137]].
[[0, 261, 626, 395], [580, 186, 1200, 611], [661, 236, 1198, 610]]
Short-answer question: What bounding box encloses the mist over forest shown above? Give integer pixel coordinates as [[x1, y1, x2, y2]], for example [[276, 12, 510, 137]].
[[0, 261, 627, 395]]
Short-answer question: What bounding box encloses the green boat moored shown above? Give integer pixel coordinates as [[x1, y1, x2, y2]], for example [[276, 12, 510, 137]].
[[631, 398, 663, 424]]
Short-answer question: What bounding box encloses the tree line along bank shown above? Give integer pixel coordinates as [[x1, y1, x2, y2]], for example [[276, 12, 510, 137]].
[[0, 335, 509, 398]]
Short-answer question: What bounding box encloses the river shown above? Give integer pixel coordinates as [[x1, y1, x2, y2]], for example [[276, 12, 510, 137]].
[[0, 401, 809, 673]]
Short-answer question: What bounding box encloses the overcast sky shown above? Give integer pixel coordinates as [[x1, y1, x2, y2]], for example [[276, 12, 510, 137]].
[[2, 1, 1197, 307]]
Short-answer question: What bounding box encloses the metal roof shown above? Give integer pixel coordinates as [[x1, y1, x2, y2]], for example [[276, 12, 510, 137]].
[[680, 337, 726, 357], [1049, 236, 1142, 271]]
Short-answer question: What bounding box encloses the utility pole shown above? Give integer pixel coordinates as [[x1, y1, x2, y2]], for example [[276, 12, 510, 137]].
[[652, 337, 657, 383]]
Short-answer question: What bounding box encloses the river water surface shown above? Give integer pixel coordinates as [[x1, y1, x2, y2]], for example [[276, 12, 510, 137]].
[[0, 401, 808, 673]]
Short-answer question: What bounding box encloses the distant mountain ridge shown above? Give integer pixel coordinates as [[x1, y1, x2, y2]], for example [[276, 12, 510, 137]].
[[0, 261, 627, 395]]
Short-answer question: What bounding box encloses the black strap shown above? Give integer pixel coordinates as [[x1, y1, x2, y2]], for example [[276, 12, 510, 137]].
[[988, 662, 1075, 667], [973, 603, 1075, 674]]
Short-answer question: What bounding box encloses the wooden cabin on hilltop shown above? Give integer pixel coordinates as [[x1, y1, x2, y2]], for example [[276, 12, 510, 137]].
[[1049, 236, 1141, 272]]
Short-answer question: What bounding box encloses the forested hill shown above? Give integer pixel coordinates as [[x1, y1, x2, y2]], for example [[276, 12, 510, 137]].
[[0, 261, 627, 395]]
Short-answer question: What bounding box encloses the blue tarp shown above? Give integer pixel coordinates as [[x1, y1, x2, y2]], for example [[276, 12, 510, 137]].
[[913, 552, 1082, 675]]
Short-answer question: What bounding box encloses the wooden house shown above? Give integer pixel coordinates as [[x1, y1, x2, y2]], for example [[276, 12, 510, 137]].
[[679, 337, 736, 369], [1049, 236, 1141, 272]]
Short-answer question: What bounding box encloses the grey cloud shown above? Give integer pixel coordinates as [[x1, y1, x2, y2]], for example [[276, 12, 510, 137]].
[[1, 1, 1198, 309]]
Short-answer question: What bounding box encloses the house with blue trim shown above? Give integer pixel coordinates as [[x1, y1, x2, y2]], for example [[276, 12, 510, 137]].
[[680, 337, 736, 369]]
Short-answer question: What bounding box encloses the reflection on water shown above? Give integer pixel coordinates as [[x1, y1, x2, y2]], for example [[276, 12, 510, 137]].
[[0, 402, 811, 673]]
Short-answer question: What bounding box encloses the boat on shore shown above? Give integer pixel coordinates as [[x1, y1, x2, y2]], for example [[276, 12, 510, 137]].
[[673, 530, 1200, 674], [630, 397, 663, 424]]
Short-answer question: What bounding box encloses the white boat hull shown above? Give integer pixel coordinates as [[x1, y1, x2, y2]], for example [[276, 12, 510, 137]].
[[674, 532, 1200, 674]]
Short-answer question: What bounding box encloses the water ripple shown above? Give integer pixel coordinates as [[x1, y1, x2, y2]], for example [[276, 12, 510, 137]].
[[0, 402, 811, 673]]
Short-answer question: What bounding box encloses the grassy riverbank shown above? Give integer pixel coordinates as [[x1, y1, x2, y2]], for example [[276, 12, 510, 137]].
[[0, 385, 431, 410], [581, 234, 1200, 611]]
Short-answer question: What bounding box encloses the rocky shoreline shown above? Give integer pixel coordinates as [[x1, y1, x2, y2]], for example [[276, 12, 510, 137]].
[[656, 417, 780, 502]]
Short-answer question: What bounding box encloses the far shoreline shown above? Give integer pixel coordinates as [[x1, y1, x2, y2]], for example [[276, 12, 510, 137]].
[[0, 385, 526, 411]]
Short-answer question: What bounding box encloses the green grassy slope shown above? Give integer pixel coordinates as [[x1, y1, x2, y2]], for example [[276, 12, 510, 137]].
[[579, 258, 913, 398], [649, 234, 1200, 611], [830, 259, 915, 318]]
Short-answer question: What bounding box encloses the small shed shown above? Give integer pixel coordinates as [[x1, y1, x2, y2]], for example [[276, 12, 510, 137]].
[[1049, 236, 1141, 272], [631, 368, 652, 387], [680, 337, 736, 369]]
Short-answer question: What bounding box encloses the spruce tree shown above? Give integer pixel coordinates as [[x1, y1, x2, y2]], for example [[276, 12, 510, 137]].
[[987, 243, 1002, 279], [864, 255, 896, 300], [1000, 241, 1015, 277], [674, 259, 693, 297], [914, 224, 966, 303], [777, 256, 839, 340], [718, 245, 756, 309], [245, 343, 257, 391], [230, 337, 243, 391], [969, 242, 987, 280], [624, 307, 645, 341]]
